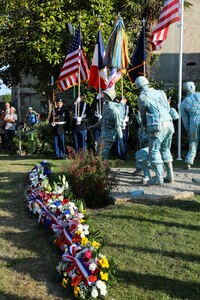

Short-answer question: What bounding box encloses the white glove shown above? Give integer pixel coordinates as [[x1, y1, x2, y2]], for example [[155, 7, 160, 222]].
[[96, 93, 101, 100], [51, 122, 56, 127], [76, 117, 82, 125]]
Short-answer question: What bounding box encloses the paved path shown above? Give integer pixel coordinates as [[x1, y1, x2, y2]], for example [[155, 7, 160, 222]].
[[110, 167, 200, 203]]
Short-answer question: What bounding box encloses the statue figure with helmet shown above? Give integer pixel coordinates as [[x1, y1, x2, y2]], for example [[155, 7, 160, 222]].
[[180, 81, 200, 169], [89, 87, 125, 159], [135, 75, 174, 186]]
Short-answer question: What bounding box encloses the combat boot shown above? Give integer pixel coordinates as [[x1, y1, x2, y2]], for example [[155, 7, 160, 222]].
[[142, 167, 151, 185], [147, 164, 164, 186], [164, 162, 174, 183]]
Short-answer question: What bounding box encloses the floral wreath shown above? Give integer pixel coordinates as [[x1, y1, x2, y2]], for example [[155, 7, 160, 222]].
[[25, 160, 116, 299]]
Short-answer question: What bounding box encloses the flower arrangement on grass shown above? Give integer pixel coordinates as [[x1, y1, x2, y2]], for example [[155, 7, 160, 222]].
[[26, 161, 116, 299]]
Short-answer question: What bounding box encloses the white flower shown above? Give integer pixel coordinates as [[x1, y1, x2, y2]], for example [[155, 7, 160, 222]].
[[39, 174, 46, 180], [96, 280, 107, 296], [91, 287, 99, 299], [89, 262, 97, 271], [77, 224, 84, 231], [56, 186, 64, 194]]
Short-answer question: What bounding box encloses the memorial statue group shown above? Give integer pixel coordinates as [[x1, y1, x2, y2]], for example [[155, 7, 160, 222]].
[[49, 76, 200, 186]]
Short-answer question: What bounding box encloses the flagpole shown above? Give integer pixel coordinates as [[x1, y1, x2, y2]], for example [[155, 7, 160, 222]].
[[77, 17, 82, 119], [177, 0, 184, 160], [142, 18, 146, 76], [121, 76, 123, 100], [98, 14, 102, 116]]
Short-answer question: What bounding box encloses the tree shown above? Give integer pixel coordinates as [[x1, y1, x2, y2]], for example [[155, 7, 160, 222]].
[[0, 0, 115, 98], [2, 94, 12, 102], [0, 0, 192, 98]]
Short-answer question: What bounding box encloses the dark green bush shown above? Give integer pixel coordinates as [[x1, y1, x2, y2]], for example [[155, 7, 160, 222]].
[[65, 148, 116, 207], [13, 122, 54, 155]]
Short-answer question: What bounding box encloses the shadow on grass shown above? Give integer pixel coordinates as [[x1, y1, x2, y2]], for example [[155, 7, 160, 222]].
[[98, 213, 200, 231], [125, 197, 200, 213], [0, 170, 72, 300], [117, 269, 200, 300], [0, 154, 54, 161], [108, 243, 200, 263], [0, 293, 36, 300]]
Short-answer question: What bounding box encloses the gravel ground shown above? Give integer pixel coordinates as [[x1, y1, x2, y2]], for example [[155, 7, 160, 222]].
[[110, 167, 200, 202]]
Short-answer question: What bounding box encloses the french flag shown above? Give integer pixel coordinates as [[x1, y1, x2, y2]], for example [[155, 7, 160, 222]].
[[88, 30, 107, 91]]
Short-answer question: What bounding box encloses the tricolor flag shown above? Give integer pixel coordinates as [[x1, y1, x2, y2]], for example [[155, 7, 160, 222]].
[[88, 30, 107, 91], [152, 0, 181, 50], [107, 68, 124, 88], [57, 27, 90, 92], [127, 24, 146, 83]]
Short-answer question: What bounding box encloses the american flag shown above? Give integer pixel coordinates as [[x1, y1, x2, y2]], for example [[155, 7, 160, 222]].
[[152, 0, 181, 50], [57, 27, 90, 92]]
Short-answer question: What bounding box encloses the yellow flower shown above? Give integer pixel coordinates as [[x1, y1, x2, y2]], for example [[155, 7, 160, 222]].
[[75, 230, 82, 235], [100, 271, 108, 281], [74, 286, 80, 297], [91, 240, 101, 249], [81, 237, 89, 247], [99, 257, 109, 268], [80, 218, 86, 223], [62, 277, 68, 288]]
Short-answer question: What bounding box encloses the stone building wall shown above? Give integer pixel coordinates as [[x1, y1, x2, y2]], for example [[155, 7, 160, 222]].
[[150, 0, 200, 84]]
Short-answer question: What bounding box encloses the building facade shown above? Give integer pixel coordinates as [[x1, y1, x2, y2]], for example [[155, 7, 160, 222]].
[[150, 0, 200, 84]]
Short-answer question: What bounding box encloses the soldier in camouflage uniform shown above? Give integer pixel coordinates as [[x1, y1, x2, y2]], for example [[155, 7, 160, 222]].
[[88, 88, 125, 160], [136, 76, 174, 186], [100, 88, 125, 160]]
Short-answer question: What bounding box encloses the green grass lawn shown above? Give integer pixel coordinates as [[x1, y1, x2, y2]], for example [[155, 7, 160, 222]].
[[0, 154, 200, 300]]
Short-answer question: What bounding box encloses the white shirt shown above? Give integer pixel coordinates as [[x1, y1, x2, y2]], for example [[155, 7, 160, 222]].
[[5, 113, 18, 130]]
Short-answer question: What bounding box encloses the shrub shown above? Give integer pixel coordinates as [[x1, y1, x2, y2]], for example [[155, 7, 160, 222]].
[[65, 148, 116, 207]]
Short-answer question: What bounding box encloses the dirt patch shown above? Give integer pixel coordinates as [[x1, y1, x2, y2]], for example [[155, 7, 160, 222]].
[[110, 167, 200, 203]]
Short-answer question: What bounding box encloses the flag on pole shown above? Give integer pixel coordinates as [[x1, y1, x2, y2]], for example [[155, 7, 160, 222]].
[[57, 27, 90, 92], [127, 24, 146, 83], [107, 68, 124, 88], [152, 0, 181, 50], [88, 30, 107, 91], [104, 16, 129, 70]]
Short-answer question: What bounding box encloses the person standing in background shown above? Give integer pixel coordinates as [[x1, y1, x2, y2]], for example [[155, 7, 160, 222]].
[[117, 97, 133, 160], [0, 109, 6, 150], [4, 102, 11, 114], [25, 106, 40, 127], [4, 106, 18, 152], [72, 94, 88, 153], [50, 99, 68, 159]]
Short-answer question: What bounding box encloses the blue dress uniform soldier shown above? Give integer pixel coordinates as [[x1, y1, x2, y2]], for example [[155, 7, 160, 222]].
[[117, 98, 133, 160], [50, 99, 68, 159], [73, 94, 88, 153], [94, 93, 104, 153], [88, 92, 104, 154], [100, 88, 125, 160], [136, 76, 175, 186], [180, 81, 200, 169]]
